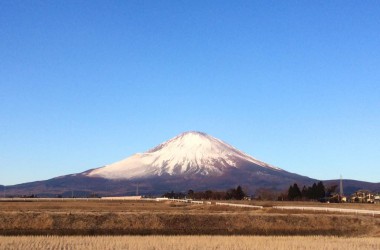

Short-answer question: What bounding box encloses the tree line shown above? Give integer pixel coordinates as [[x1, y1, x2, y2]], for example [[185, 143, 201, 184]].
[[162, 186, 246, 200], [287, 181, 328, 201], [162, 182, 338, 201]]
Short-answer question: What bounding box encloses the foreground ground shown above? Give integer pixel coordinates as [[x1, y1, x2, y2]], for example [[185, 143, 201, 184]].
[[1, 199, 379, 236], [1, 236, 380, 250]]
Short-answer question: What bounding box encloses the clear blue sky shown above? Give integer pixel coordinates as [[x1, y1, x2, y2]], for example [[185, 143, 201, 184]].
[[1, 1, 379, 185]]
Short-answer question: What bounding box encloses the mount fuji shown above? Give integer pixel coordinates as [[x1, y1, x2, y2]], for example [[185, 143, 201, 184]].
[[85, 131, 281, 179], [6, 132, 320, 196]]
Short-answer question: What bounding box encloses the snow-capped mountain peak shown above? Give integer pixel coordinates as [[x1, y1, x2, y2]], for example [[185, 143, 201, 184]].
[[86, 131, 281, 180]]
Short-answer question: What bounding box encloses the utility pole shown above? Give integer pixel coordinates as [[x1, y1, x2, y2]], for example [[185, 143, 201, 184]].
[[136, 183, 139, 196], [340, 175, 344, 196], [3, 186, 5, 198]]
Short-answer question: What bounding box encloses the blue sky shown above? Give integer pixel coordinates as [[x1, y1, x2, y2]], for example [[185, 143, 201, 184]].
[[1, 1, 379, 185]]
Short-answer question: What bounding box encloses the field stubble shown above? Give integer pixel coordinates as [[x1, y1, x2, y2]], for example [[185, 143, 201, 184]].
[[0, 200, 379, 236], [0, 235, 380, 250]]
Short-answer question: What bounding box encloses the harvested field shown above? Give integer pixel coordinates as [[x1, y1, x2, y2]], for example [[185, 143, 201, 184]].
[[1, 200, 380, 236], [1, 235, 380, 250], [228, 200, 380, 210], [2, 199, 379, 212]]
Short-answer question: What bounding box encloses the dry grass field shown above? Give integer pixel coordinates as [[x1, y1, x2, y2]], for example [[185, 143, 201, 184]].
[[0, 235, 380, 250], [230, 200, 380, 210], [1, 200, 380, 237], [1, 199, 379, 212]]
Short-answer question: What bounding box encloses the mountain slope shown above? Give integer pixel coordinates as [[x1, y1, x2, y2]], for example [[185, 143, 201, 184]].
[[5, 131, 378, 197], [324, 179, 380, 195], [85, 131, 281, 179]]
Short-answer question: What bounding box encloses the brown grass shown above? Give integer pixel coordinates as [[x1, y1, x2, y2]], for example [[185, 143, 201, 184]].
[[228, 200, 380, 210], [0, 200, 379, 236], [0, 236, 380, 250]]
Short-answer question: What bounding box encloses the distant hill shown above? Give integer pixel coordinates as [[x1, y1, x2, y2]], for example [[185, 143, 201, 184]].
[[324, 179, 380, 195]]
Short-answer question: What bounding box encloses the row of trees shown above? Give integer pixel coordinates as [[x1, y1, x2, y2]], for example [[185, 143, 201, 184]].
[[163, 186, 246, 200], [163, 182, 338, 201], [287, 181, 327, 201]]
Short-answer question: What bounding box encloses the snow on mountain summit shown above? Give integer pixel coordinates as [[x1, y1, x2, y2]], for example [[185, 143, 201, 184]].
[[86, 131, 281, 180]]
